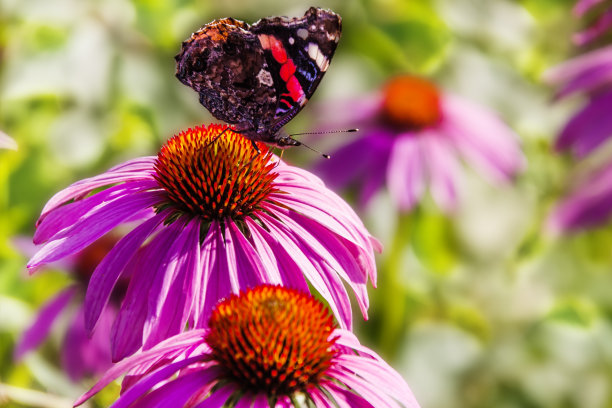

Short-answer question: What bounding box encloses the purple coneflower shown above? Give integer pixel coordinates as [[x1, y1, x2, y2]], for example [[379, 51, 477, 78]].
[[315, 75, 524, 212], [573, 0, 612, 46], [15, 236, 122, 381], [543, 45, 612, 158], [28, 124, 380, 361], [75, 285, 420, 408], [0, 130, 17, 150]]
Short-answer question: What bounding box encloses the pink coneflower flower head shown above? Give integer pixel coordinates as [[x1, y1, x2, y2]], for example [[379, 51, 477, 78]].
[[543, 44, 612, 158], [75, 285, 420, 408], [0, 130, 17, 150], [548, 161, 612, 232], [15, 235, 122, 381], [573, 0, 612, 46], [28, 124, 380, 361], [316, 75, 524, 212]]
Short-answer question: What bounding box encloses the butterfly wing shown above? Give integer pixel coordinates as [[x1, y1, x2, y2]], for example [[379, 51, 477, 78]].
[[175, 18, 278, 132], [251, 7, 342, 133]]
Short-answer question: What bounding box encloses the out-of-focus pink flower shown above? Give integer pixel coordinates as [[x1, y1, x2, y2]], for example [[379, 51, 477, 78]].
[[548, 162, 612, 232], [315, 75, 524, 212], [573, 0, 612, 46], [0, 130, 17, 150], [75, 285, 420, 408], [15, 236, 122, 381], [28, 124, 380, 362], [544, 46, 612, 158]]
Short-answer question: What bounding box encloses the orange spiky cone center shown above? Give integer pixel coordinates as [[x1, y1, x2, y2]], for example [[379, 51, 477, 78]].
[[154, 124, 278, 222], [206, 285, 337, 399], [381, 75, 442, 130]]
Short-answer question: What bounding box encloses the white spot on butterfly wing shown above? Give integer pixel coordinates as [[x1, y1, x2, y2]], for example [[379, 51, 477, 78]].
[[257, 69, 274, 86], [297, 28, 308, 40], [307, 43, 329, 72], [288, 37, 295, 45]]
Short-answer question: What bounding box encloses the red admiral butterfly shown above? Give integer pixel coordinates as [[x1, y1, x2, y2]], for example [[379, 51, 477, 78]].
[[175, 7, 341, 148]]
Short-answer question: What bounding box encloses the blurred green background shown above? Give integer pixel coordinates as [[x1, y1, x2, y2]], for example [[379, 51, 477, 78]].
[[4, 0, 612, 407]]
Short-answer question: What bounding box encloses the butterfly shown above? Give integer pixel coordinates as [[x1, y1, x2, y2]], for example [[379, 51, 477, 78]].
[[175, 7, 341, 148]]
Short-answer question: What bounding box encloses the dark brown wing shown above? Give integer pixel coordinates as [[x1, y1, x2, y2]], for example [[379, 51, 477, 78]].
[[175, 18, 277, 133]]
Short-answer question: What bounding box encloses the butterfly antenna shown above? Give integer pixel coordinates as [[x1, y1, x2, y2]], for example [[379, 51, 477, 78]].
[[295, 140, 331, 159], [288, 128, 358, 159], [289, 128, 359, 137]]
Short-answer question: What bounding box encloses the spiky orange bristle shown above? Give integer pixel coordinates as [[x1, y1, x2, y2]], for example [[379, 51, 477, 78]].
[[206, 285, 337, 398], [154, 124, 278, 221]]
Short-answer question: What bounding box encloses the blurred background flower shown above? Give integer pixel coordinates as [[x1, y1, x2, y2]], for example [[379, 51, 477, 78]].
[[314, 75, 524, 213], [3, 0, 612, 407], [14, 235, 121, 382]]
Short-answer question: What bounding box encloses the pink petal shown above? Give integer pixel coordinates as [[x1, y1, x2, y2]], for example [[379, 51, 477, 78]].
[[110, 357, 208, 408], [28, 191, 160, 269], [387, 134, 426, 211], [39, 157, 157, 223], [143, 219, 200, 349], [75, 330, 208, 405], [110, 222, 182, 361], [14, 286, 76, 359], [420, 133, 461, 212], [85, 213, 165, 333]]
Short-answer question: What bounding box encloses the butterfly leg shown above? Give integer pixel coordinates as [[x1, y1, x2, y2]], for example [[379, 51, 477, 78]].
[[250, 140, 261, 154]]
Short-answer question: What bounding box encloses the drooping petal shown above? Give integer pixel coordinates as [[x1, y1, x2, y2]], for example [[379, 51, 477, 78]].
[[111, 222, 183, 361], [34, 181, 155, 245], [197, 221, 233, 327], [543, 46, 612, 86], [557, 89, 612, 157], [314, 131, 393, 199], [85, 213, 166, 333], [574, 0, 604, 16], [28, 191, 161, 270], [192, 384, 236, 408], [14, 286, 76, 359], [39, 157, 157, 222], [573, 8, 612, 46], [420, 132, 461, 212], [548, 162, 612, 232], [245, 219, 309, 290], [143, 218, 200, 349], [110, 356, 208, 408], [75, 330, 209, 405], [387, 134, 426, 211], [224, 221, 268, 289], [62, 304, 114, 381], [258, 212, 353, 329], [442, 94, 524, 183], [268, 206, 370, 317], [320, 382, 374, 408]]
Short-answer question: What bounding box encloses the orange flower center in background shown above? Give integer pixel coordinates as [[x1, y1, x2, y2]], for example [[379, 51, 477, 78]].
[[381, 75, 442, 130], [206, 285, 337, 399], [154, 124, 278, 222]]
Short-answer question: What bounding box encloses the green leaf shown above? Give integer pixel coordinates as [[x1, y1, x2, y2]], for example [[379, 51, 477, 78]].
[[546, 298, 598, 327]]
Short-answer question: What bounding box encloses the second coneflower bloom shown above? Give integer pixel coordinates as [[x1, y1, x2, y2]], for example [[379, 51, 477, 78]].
[[315, 75, 525, 212], [75, 285, 420, 408], [28, 124, 380, 361]]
